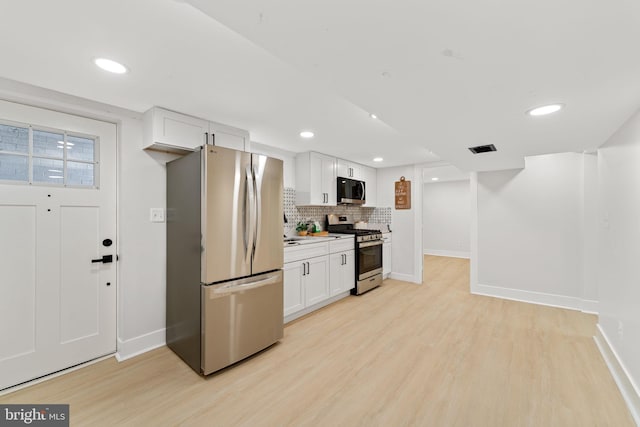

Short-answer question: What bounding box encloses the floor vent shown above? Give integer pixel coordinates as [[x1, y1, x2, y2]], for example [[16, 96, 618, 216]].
[[468, 144, 497, 154]]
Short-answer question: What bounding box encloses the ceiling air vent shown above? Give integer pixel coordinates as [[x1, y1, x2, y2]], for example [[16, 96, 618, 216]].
[[468, 144, 497, 154]]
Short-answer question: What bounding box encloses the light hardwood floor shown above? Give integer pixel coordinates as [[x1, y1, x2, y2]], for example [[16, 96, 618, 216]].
[[1, 255, 634, 426]]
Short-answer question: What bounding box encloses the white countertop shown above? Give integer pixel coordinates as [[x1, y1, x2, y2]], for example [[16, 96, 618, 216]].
[[283, 234, 353, 247]]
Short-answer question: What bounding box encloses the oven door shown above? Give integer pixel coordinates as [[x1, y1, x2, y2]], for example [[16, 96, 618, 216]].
[[357, 240, 383, 280]]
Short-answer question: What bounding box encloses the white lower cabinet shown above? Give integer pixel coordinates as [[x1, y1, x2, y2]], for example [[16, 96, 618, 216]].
[[284, 255, 329, 316], [284, 237, 354, 322], [329, 250, 355, 296], [283, 262, 305, 317], [382, 233, 392, 279], [304, 256, 330, 306], [283, 255, 330, 316]]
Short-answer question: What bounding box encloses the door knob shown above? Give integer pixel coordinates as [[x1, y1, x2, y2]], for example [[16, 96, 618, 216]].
[[92, 255, 113, 264]]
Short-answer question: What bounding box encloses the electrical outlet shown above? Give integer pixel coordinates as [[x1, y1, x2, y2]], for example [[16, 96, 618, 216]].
[[150, 208, 165, 223], [618, 320, 624, 339]]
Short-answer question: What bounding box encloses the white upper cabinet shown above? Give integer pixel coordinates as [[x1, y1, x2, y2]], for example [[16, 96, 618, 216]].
[[143, 107, 209, 153], [143, 107, 250, 154], [295, 152, 336, 206], [336, 159, 363, 180], [208, 120, 251, 152], [362, 166, 377, 207]]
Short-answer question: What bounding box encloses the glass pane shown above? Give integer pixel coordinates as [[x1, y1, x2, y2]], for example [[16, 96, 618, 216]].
[[0, 123, 29, 153], [66, 135, 95, 162], [33, 157, 64, 184], [0, 153, 28, 182], [67, 161, 94, 187], [33, 129, 64, 159]]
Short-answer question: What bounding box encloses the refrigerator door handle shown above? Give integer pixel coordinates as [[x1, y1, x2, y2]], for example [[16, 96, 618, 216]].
[[252, 165, 261, 260], [244, 166, 255, 265], [210, 274, 280, 294]]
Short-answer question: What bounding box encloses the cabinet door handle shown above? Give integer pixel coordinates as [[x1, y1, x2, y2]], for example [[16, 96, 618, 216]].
[[204, 132, 209, 145], [306, 262, 310, 275], [302, 262, 306, 276]]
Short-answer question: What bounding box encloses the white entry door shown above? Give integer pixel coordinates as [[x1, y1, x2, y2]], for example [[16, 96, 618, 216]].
[[0, 100, 117, 391]]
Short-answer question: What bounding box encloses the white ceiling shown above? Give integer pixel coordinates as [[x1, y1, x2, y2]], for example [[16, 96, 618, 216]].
[[1, 0, 639, 171], [422, 165, 469, 184]]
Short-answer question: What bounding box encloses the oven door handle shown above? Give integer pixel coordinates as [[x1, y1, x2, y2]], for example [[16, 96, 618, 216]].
[[359, 240, 383, 248]]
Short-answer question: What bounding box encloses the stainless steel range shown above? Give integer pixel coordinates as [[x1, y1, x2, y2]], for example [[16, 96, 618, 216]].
[[326, 214, 383, 295]]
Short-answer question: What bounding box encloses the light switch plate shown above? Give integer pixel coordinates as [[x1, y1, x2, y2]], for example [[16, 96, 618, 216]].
[[150, 208, 165, 223]]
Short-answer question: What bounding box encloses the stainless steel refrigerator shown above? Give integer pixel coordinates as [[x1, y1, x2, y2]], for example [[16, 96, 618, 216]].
[[166, 145, 284, 375]]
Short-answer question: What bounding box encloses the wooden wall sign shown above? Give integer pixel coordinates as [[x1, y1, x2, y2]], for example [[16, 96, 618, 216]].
[[395, 176, 411, 209]]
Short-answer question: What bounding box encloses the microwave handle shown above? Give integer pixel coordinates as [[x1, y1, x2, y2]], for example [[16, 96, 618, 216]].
[[360, 181, 365, 200]]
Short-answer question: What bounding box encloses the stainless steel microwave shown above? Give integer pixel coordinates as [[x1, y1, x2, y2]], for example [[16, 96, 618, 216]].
[[337, 177, 365, 205]]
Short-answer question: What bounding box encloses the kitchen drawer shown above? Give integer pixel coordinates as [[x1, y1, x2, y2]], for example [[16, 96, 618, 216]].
[[284, 242, 329, 263], [329, 238, 355, 254]]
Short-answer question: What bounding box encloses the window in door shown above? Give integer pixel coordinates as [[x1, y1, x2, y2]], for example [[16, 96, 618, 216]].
[[0, 121, 99, 188]]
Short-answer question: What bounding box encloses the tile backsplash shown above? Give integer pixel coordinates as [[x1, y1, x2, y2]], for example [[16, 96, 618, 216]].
[[284, 187, 392, 234]]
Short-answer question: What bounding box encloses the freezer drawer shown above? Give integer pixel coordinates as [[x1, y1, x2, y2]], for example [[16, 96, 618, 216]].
[[201, 270, 284, 375]]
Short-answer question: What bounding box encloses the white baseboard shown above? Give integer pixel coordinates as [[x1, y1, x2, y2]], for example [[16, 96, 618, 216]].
[[116, 328, 166, 362], [473, 283, 582, 311], [423, 249, 470, 259], [581, 299, 599, 314], [389, 272, 420, 283], [594, 324, 640, 425], [473, 283, 599, 314]]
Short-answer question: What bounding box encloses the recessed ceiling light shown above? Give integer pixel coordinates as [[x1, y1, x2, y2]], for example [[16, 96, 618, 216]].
[[94, 58, 128, 74], [432, 177, 439, 181], [370, 113, 378, 119], [373, 157, 383, 162], [48, 176, 63, 179], [527, 104, 563, 116], [300, 131, 314, 138]]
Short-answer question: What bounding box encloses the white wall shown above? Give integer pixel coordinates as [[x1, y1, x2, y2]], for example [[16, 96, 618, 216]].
[[597, 108, 640, 413], [422, 180, 470, 258], [474, 153, 588, 309], [580, 153, 599, 309], [376, 165, 422, 283], [0, 78, 170, 360], [117, 122, 176, 358]]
